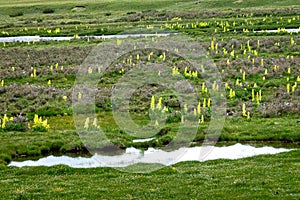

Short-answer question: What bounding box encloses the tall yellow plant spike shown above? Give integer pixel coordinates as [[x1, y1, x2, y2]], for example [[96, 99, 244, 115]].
[[156, 97, 162, 110], [77, 92, 82, 100], [229, 89, 233, 99], [1, 114, 8, 128], [292, 85, 296, 93], [150, 96, 155, 111], [286, 84, 290, 93], [242, 103, 246, 117], [210, 40, 214, 50], [226, 59, 230, 65], [259, 90, 262, 101], [163, 106, 168, 112], [201, 115, 204, 123], [197, 102, 201, 115], [34, 114, 39, 124], [203, 98, 206, 108], [148, 54, 151, 61], [225, 82, 230, 89], [201, 82, 205, 93], [84, 117, 89, 130], [247, 112, 251, 120], [212, 81, 216, 90], [184, 104, 188, 113], [93, 118, 97, 127], [256, 92, 260, 105], [230, 50, 235, 57]]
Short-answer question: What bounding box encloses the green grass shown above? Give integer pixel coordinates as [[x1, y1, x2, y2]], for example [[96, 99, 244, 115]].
[[0, 0, 300, 198], [0, 0, 299, 37], [0, 150, 299, 199]]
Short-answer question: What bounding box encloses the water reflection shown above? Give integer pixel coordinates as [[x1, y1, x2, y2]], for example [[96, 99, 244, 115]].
[[0, 33, 172, 43], [8, 143, 292, 168]]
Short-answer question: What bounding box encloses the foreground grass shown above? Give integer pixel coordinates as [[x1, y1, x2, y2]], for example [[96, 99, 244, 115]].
[[0, 150, 299, 199]]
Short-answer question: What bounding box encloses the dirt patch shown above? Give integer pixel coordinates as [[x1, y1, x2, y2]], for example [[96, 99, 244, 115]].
[[234, 0, 243, 3], [71, 6, 86, 12]]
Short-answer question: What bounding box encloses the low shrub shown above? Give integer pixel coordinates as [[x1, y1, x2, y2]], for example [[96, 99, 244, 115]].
[[43, 8, 55, 14], [9, 12, 23, 17]]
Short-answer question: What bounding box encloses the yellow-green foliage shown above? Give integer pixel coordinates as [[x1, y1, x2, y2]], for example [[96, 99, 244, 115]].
[[84, 117, 99, 131], [1, 114, 8, 129], [32, 114, 50, 132]]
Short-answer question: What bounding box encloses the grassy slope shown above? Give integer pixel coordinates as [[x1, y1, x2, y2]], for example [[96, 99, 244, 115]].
[[0, 0, 299, 9]]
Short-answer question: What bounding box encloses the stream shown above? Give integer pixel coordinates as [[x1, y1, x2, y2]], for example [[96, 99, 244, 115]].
[[8, 143, 292, 168], [0, 33, 172, 43], [0, 28, 299, 43]]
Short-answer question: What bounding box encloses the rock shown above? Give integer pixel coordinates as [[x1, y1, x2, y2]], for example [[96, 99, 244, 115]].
[[231, 38, 239, 47]]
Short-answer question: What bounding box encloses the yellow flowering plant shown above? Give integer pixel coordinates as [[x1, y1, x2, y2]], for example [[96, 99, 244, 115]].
[[0, 113, 29, 132], [31, 114, 50, 132]]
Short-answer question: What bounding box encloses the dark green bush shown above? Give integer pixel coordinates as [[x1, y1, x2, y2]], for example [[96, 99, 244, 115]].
[[43, 8, 55, 14], [9, 12, 23, 17]]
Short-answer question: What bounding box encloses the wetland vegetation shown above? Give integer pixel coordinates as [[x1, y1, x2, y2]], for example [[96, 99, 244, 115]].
[[0, 0, 299, 199]]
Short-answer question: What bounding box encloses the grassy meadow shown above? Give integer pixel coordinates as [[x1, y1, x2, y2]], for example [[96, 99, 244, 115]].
[[0, 0, 300, 199]]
